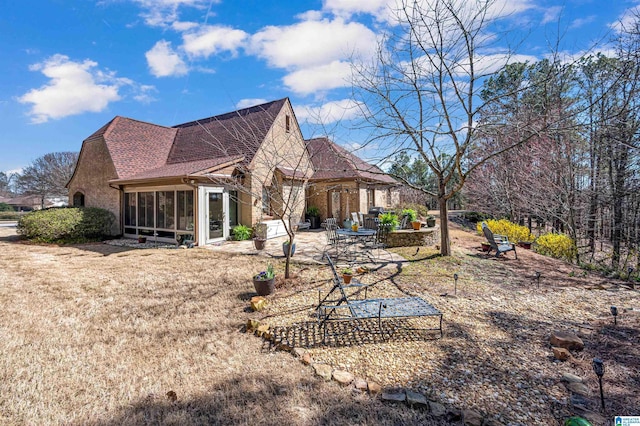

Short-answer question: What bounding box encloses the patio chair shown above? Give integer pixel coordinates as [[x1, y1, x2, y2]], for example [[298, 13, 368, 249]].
[[481, 222, 517, 259], [324, 221, 348, 258]]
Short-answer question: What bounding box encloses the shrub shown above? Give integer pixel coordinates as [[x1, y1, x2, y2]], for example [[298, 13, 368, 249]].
[[0, 211, 20, 220], [535, 233, 577, 261], [17, 207, 115, 243], [477, 219, 534, 243], [399, 203, 429, 217], [232, 224, 252, 241], [306, 206, 320, 217], [401, 208, 418, 222], [379, 212, 400, 229], [463, 211, 490, 223], [0, 202, 13, 212]]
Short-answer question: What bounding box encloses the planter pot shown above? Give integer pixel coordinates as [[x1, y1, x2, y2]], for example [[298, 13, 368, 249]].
[[253, 238, 266, 250], [283, 242, 296, 257], [481, 242, 491, 252], [411, 221, 422, 230], [426, 218, 436, 227], [308, 216, 321, 229], [342, 274, 353, 284], [138, 236, 147, 243], [351, 224, 359, 232], [253, 277, 275, 296], [518, 241, 532, 249]]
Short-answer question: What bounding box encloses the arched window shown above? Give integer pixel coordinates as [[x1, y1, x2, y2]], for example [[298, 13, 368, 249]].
[[73, 192, 85, 207]]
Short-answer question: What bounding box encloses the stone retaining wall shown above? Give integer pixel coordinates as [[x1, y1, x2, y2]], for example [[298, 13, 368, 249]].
[[386, 226, 439, 247]]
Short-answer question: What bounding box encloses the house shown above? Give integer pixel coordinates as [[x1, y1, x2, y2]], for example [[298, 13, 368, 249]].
[[67, 98, 312, 245], [0, 195, 64, 211], [305, 137, 399, 224]]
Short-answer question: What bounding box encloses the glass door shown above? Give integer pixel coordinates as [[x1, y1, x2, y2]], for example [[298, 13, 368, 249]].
[[207, 191, 224, 240], [199, 186, 228, 244]]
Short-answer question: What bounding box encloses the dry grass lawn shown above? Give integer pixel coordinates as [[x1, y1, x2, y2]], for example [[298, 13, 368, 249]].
[[0, 228, 446, 426]]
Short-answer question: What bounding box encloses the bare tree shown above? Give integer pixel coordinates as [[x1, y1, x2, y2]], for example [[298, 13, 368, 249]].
[[351, 0, 553, 256], [15, 152, 78, 207], [195, 101, 313, 278]]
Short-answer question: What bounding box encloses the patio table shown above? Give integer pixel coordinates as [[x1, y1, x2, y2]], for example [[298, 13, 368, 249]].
[[336, 228, 376, 261]]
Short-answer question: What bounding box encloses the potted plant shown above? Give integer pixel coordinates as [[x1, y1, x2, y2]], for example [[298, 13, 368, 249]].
[[341, 267, 353, 284], [351, 222, 359, 232], [253, 222, 268, 250], [481, 241, 491, 252], [426, 215, 436, 227], [379, 212, 399, 230], [306, 206, 321, 229], [232, 224, 252, 241], [253, 263, 276, 296], [138, 235, 147, 243], [282, 240, 296, 257]]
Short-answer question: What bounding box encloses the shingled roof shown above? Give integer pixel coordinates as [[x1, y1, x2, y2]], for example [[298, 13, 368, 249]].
[[93, 99, 288, 182], [306, 137, 397, 184]]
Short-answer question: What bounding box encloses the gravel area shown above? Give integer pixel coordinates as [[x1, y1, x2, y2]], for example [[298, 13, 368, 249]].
[[257, 228, 639, 425]]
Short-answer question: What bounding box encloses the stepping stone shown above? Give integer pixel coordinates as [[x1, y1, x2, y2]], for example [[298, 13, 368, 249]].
[[313, 364, 332, 381], [566, 382, 591, 397], [332, 370, 354, 386], [382, 390, 406, 403], [561, 373, 583, 383], [368, 381, 382, 395], [462, 409, 483, 426], [406, 390, 428, 408], [429, 400, 446, 417], [553, 347, 571, 361], [353, 378, 368, 391], [550, 331, 584, 351]]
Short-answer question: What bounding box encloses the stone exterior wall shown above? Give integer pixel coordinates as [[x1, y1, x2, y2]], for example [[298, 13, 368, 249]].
[[67, 138, 121, 235], [249, 100, 312, 227], [386, 227, 440, 248]]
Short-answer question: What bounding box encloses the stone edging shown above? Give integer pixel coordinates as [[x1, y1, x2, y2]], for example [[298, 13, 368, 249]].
[[246, 317, 493, 426]]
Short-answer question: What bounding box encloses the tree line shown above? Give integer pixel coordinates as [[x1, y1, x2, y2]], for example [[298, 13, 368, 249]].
[[1, 152, 78, 208]]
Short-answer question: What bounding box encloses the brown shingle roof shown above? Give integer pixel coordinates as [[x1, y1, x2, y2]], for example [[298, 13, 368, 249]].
[[102, 117, 177, 180], [167, 99, 287, 165], [306, 137, 397, 184], [111, 156, 243, 182]]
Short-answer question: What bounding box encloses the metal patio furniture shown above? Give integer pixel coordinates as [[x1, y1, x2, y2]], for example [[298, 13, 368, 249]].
[[481, 222, 517, 259]]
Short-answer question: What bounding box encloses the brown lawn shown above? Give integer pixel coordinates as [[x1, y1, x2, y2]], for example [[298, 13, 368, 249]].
[[0, 224, 638, 426]]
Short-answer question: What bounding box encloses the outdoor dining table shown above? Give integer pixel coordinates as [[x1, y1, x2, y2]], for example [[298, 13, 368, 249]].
[[336, 228, 376, 261]]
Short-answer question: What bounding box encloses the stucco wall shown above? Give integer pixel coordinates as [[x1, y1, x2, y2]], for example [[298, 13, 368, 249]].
[[67, 138, 121, 235]]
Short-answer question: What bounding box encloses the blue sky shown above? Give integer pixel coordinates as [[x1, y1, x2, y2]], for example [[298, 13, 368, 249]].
[[0, 0, 636, 174]]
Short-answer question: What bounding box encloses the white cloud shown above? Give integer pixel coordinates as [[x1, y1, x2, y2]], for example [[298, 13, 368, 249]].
[[610, 5, 640, 33], [145, 40, 188, 77], [18, 54, 148, 123], [171, 21, 199, 32], [130, 0, 212, 28], [236, 98, 268, 109], [283, 61, 352, 95], [182, 25, 248, 58], [570, 15, 596, 30], [322, 0, 390, 20], [541, 6, 562, 25], [297, 99, 362, 124], [249, 18, 377, 69]]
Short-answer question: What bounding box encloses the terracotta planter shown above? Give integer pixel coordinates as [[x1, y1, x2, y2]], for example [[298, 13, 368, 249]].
[[481, 242, 491, 252], [342, 274, 352, 284], [253, 238, 266, 250], [253, 277, 275, 296], [411, 221, 422, 230]]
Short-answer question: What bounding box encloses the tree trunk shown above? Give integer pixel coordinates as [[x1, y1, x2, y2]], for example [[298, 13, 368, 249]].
[[284, 234, 294, 279], [439, 194, 450, 256]]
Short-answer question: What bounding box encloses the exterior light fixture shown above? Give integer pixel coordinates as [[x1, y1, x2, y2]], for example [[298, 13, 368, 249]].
[[592, 358, 605, 411], [610, 306, 618, 325], [453, 273, 459, 295], [535, 271, 541, 288]]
